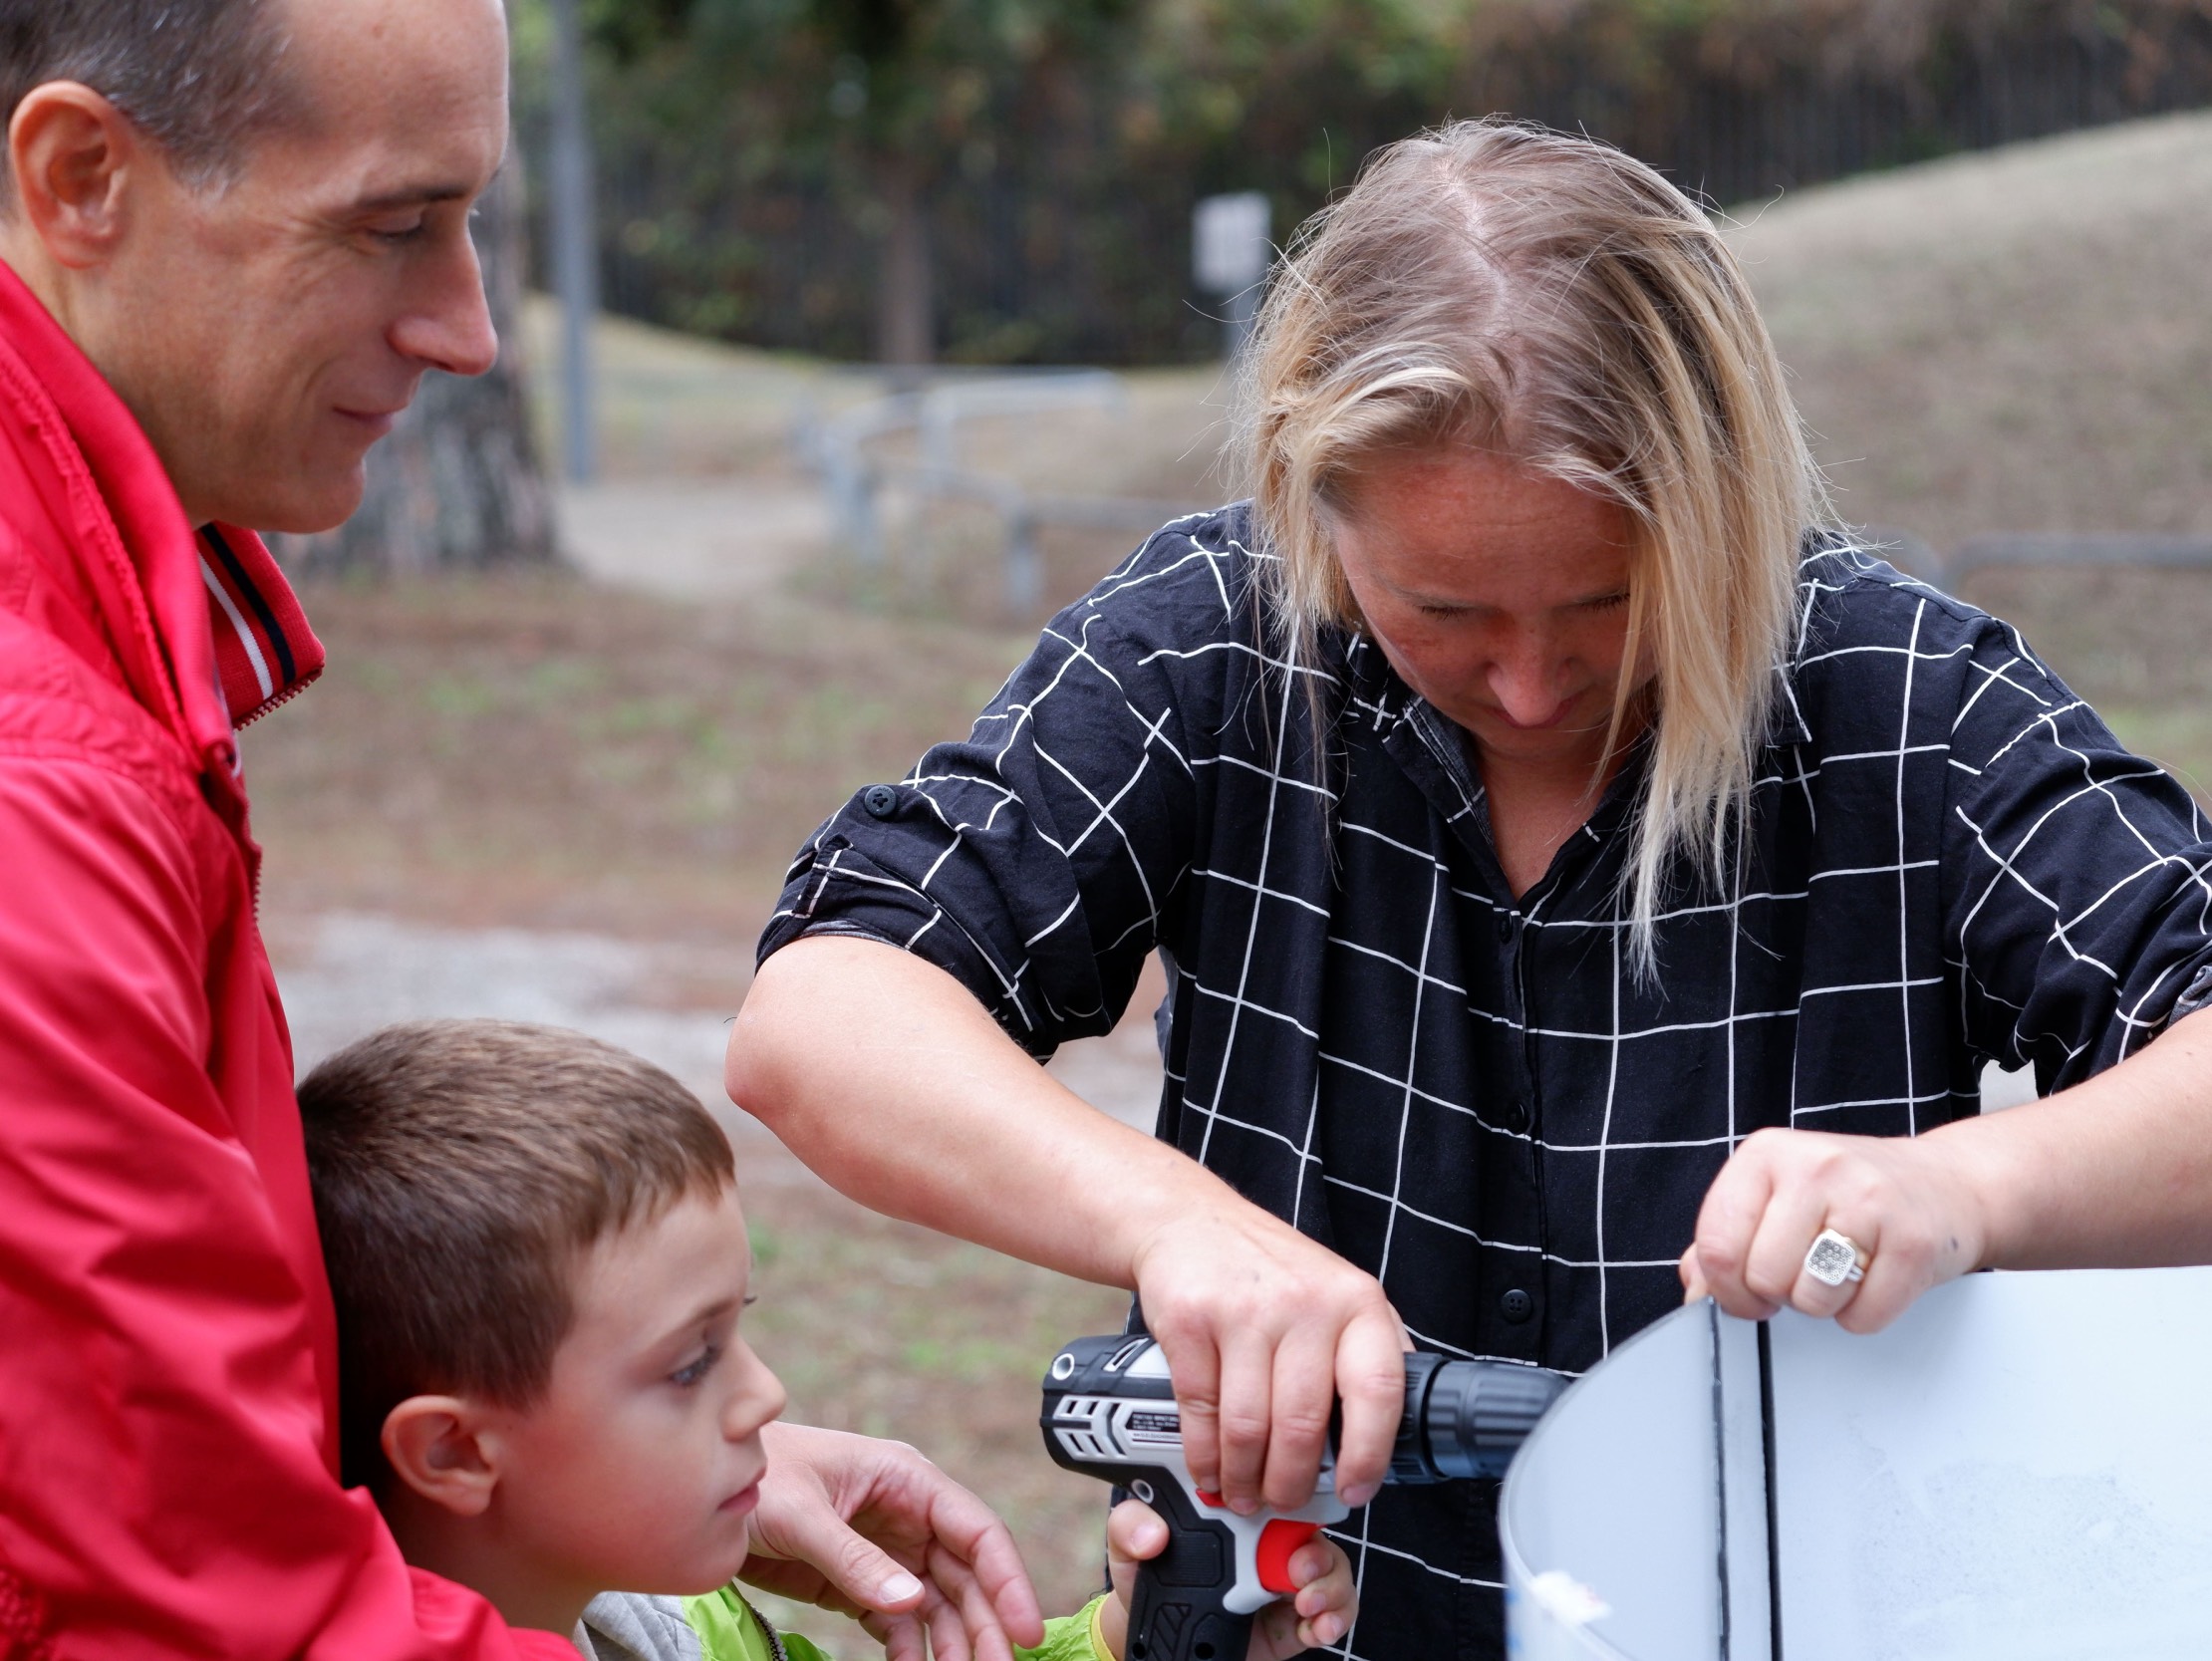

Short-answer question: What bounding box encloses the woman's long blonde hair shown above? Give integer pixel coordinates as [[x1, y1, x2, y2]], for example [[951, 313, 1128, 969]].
[[1238, 118, 1831, 975]]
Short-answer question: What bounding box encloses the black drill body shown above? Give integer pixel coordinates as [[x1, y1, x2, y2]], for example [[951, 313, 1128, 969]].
[[1040, 1334, 1566, 1661]]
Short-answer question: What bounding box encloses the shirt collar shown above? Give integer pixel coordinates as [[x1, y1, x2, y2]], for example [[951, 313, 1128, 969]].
[[197, 523, 325, 729]]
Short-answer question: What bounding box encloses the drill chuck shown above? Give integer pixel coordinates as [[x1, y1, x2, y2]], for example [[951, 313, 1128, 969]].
[[1389, 1352, 1568, 1483]]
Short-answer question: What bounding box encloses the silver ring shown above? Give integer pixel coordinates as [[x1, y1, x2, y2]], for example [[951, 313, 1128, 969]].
[[1803, 1228, 1868, 1288]]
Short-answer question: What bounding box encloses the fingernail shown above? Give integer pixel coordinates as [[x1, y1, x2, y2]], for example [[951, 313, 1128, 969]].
[[1340, 1483, 1377, 1508], [1230, 1497, 1259, 1517], [880, 1572, 924, 1603]]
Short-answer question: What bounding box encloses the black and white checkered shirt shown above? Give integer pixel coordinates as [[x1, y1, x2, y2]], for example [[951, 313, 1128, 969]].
[[759, 506, 2212, 1659]]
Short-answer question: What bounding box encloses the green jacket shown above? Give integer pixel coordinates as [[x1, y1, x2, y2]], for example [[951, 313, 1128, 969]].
[[574, 1586, 1112, 1661]]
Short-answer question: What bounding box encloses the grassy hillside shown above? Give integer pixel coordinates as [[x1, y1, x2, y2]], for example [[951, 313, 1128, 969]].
[[1722, 110, 2212, 787], [1731, 110, 2212, 551]]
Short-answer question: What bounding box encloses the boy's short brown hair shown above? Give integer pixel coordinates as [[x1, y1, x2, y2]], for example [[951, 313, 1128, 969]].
[[300, 1019, 735, 1490]]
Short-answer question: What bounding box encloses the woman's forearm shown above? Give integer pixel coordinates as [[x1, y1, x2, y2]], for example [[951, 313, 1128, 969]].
[[1950, 1002, 2212, 1271], [725, 934, 1226, 1289], [728, 936, 1430, 1509]]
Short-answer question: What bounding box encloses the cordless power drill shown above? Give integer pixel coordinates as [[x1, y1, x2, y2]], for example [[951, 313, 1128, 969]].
[[1040, 1333, 1567, 1661]]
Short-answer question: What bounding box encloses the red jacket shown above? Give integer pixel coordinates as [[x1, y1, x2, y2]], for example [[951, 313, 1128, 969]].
[[0, 262, 571, 1659]]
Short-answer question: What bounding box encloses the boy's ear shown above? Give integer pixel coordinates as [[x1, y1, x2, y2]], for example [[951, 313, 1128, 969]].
[[6, 84, 143, 268], [382, 1395, 503, 1518]]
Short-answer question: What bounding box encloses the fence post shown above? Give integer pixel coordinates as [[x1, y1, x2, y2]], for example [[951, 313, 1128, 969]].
[[1004, 506, 1042, 617], [547, 0, 599, 485]]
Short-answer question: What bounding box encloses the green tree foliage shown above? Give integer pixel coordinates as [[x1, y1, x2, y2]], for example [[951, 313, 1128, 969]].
[[551, 0, 1142, 363], [515, 0, 2212, 365]]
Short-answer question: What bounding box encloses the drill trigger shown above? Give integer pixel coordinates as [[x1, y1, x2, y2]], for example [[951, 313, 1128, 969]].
[[1255, 1520, 1321, 1595]]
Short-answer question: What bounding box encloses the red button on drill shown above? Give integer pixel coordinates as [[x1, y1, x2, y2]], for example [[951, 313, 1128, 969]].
[[1255, 1520, 1321, 1594]]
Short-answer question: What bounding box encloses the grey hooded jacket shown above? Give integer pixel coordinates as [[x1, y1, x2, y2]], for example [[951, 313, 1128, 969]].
[[572, 1592, 788, 1661]]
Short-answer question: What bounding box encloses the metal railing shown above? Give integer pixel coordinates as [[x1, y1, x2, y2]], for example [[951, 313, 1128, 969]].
[[1865, 530, 2212, 590], [795, 371, 1207, 612], [1944, 533, 2212, 585]]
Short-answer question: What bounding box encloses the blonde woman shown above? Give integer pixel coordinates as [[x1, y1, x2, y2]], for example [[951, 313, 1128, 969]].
[[730, 120, 2212, 1656]]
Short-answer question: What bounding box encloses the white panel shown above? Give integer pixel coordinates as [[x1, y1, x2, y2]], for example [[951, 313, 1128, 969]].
[[1502, 1302, 1725, 1660], [1769, 1267, 2212, 1660]]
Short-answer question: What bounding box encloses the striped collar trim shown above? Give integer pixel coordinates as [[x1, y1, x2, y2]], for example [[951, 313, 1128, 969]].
[[197, 524, 325, 730]]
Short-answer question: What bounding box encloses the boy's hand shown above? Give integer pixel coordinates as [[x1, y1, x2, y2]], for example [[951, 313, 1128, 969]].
[[1095, 1499, 1356, 1660]]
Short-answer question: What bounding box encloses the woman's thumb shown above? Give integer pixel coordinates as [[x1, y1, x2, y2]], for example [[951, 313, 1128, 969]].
[[1680, 1244, 1712, 1304]]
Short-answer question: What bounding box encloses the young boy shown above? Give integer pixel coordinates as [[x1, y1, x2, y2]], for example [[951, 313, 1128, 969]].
[[299, 1019, 1356, 1661]]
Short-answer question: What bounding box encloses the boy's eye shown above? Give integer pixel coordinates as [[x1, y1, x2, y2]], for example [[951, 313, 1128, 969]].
[[1417, 604, 1464, 620], [670, 1342, 723, 1389]]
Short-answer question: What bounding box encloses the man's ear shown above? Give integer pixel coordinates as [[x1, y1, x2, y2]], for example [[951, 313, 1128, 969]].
[[381, 1395, 504, 1518], [6, 83, 144, 268]]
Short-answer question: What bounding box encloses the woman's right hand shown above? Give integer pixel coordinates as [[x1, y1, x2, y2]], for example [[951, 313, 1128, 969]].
[[1129, 1207, 1407, 1513], [733, 938, 1406, 1513]]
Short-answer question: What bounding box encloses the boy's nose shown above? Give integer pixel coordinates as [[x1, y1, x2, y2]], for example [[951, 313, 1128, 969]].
[[727, 1347, 789, 1437]]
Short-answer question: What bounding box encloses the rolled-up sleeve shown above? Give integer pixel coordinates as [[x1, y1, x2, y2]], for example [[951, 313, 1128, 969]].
[[1943, 615, 2212, 1087], [759, 523, 1243, 1058]]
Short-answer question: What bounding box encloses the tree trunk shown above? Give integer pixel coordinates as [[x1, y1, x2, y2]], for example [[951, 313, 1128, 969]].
[[271, 158, 559, 573], [876, 153, 935, 377]]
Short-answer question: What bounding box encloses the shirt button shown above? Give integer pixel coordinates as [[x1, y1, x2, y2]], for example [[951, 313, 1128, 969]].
[[1496, 914, 1517, 945], [1500, 1099, 1530, 1133], [862, 784, 901, 819], [1500, 1288, 1535, 1324]]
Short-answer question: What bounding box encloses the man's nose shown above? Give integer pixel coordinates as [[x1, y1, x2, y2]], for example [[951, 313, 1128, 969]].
[[389, 235, 501, 380]]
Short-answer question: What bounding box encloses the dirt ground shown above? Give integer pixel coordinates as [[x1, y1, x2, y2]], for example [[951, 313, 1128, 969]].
[[250, 573, 1028, 940]]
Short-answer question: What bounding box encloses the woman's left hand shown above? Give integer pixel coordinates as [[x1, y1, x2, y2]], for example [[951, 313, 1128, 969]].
[[1680, 1126, 1991, 1332]]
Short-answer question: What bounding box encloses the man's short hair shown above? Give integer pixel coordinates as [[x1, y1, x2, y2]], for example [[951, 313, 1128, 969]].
[[0, 0, 295, 193], [300, 1019, 737, 1491]]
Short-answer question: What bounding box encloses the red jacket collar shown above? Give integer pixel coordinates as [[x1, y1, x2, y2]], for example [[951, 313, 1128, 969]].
[[0, 258, 323, 760]]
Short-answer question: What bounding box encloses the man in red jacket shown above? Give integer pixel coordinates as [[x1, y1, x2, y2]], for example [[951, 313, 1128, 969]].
[[0, 3, 1046, 1659]]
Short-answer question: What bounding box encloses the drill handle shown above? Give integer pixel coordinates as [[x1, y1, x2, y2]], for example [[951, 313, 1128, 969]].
[[1124, 1472, 1252, 1661], [1127, 1555, 1250, 1661]]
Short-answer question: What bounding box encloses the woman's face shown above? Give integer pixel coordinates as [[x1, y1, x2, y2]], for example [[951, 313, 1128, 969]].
[[1330, 447, 1650, 780]]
